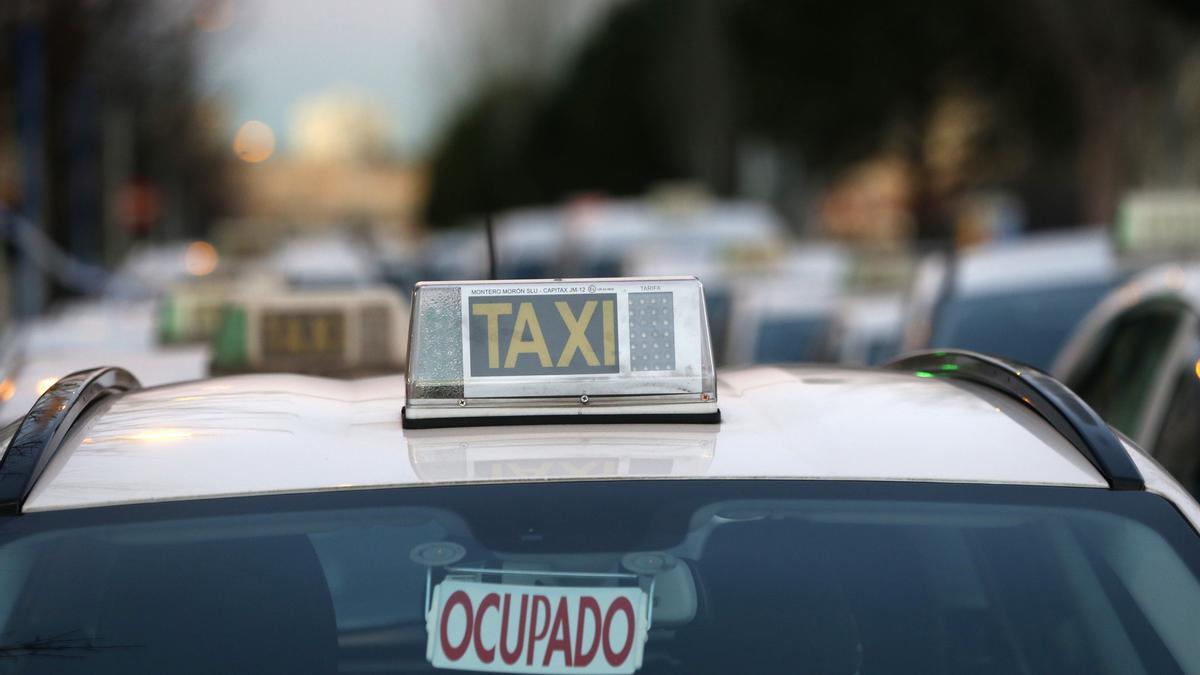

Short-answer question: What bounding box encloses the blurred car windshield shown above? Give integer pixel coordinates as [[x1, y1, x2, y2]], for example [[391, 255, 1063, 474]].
[[1, 480, 1199, 674], [930, 280, 1113, 370]]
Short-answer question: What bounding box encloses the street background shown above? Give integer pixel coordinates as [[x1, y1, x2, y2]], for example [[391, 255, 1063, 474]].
[[2, 0, 1200, 396]]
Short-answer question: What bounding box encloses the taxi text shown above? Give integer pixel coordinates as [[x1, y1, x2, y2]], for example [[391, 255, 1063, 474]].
[[468, 294, 619, 377]]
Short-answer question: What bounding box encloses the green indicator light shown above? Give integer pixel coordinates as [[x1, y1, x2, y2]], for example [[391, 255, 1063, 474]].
[[933, 351, 947, 357], [940, 364, 959, 371], [914, 371, 935, 378]]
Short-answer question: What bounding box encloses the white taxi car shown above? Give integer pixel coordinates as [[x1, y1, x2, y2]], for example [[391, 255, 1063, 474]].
[[1053, 263, 1200, 494], [1, 277, 1199, 674]]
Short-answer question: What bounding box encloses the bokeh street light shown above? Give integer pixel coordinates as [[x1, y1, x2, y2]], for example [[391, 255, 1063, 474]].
[[233, 120, 276, 163]]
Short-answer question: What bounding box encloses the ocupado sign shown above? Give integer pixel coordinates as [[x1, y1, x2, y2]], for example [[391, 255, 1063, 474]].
[[426, 579, 649, 674]]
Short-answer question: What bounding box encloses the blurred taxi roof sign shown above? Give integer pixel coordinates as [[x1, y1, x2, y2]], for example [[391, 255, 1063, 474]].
[[213, 286, 408, 376], [403, 277, 719, 428], [1117, 190, 1200, 257]]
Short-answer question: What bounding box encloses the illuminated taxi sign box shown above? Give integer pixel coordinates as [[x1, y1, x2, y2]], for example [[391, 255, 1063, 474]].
[[161, 278, 281, 345], [213, 287, 408, 375], [404, 278, 718, 426], [1117, 191, 1200, 256]]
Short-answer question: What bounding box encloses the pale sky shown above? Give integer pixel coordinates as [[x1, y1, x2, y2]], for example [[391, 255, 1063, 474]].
[[198, 0, 616, 159]]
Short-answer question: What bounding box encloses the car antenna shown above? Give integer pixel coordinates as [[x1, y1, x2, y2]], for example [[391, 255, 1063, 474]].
[[485, 211, 498, 280]]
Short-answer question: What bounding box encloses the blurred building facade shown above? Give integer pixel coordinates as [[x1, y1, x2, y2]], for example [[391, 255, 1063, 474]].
[[218, 91, 426, 255]]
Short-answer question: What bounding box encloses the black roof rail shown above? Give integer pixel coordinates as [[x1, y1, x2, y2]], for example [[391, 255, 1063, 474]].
[[0, 367, 140, 515], [885, 350, 1144, 491]]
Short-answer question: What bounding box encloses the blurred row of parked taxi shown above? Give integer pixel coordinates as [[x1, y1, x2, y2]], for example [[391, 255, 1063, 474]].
[[1, 190, 1198, 486]]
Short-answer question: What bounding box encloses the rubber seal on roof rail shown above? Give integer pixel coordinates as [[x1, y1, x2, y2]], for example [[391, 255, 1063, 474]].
[[0, 367, 141, 515], [886, 350, 1144, 491], [401, 407, 721, 429]]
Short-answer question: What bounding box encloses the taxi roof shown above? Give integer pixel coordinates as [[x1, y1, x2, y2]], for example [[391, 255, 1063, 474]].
[[18, 365, 1112, 513]]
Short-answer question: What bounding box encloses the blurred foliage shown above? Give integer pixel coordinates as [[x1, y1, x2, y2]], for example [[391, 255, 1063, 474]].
[[425, 0, 1200, 234], [425, 81, 545, 223]]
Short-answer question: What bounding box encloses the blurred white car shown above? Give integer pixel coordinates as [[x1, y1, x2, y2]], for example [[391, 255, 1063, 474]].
[[486, 197, 789, 281], [271, 234, 381, 289], [829, 293, 904, 365], [105, 242, 222, 300], [0, 347, 209, 426], [1054, 263, 1200, 494], [723, 279, 839, 365], [0, 299, 209, 425], [900, 229, 1119, 370]]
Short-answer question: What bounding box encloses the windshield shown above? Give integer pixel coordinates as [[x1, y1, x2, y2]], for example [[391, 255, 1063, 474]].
[[1, 481, 1199, 674], [930, 280, 1113, 369]]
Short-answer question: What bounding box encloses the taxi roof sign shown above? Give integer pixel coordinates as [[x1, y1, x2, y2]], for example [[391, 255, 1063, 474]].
[[403, 277, 719, 427], [1117, 190, 1200, 256]]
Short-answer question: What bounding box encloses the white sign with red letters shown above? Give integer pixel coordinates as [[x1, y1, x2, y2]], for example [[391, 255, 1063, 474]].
[[426, 578, 649, 674]]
